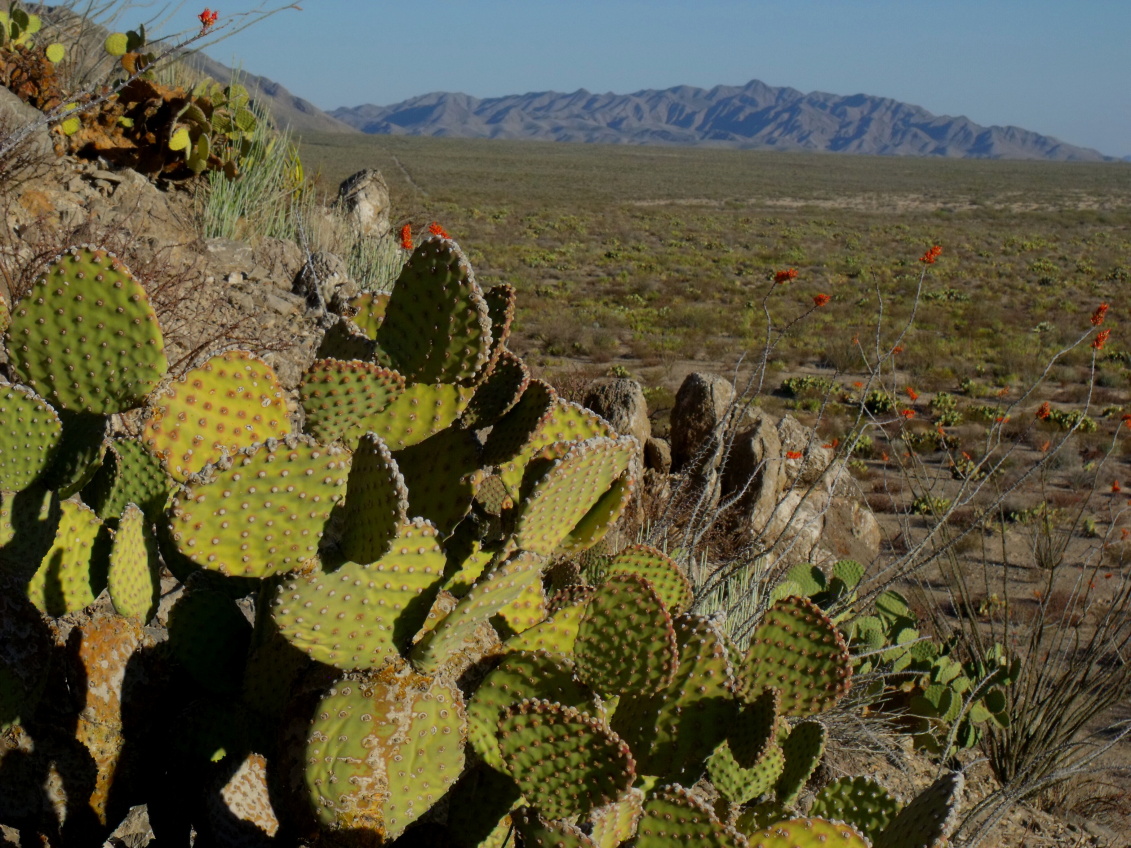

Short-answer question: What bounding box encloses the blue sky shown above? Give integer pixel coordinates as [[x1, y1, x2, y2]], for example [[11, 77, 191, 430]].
[[161, 1, 1129, 156]]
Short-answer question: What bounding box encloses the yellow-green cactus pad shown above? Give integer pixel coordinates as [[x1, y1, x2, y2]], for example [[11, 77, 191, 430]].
[[738, 595, 853, 717], [363, 380, 474, 452], [26, 498, 106, 616], [482, 379, 556, 485], [107, 503, 160, 621], [467, 650, 592, 772], [514, 808, 597, 848], [273, 518, 445, 670], [299, 357, 406, 447], [143, 349, 290, 481], [347, 290, 389, 340], [460, 347, 531, 430], [42, 410, 107, 498], [339, 432, 409, 565], [811, 776, 901, 842], [557, 469, 635, 555], [0, 486, 56, 576], [498, 698, 635, 821], [495, 576, 547, 635], [378, 236, 492, 385], [82, 437, 174, 523], [6, 246, 167, 413], [393, 426, 480, 537], [482, 283, 516, 370], [590, 787, 645, 848], [168, 436, 350, 578], [303, 662, 467, 842], [0, 382, 62, 492], [411, 551, 545, 673], [315, 316, 378, 362], [575, 573, 678, 698], [515, 436, 635, 556], [743, 817, 871, 848], [636, 784, 746, 848], [874, 772, 963, 848], [504, 588, 592, 656], [775, 719, 827, 807], [606, 545, 693, 614], [708, 727, 785, 806]]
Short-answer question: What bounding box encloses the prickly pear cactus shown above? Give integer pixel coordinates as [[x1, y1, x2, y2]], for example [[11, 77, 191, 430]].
[[0, 382, 61, 492]]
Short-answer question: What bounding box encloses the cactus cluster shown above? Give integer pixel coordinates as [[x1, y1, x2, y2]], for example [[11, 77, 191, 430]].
[[0, 236, 968, 846]]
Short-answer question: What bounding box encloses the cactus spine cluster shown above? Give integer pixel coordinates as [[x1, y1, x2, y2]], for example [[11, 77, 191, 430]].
[[0, 237, 967, 847]]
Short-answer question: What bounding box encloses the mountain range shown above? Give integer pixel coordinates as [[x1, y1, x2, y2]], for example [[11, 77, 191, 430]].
[[326, 79, 1109, 161]]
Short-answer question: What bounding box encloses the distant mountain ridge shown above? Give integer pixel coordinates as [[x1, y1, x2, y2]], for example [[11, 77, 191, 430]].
[[330, 79, 1109, 161]]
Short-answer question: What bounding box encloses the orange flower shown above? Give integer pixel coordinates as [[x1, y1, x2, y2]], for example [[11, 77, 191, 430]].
[[936, 426, 946, 436], [994, 416, 1009, 424], [1122, 413, 1131, 429], [786, 450, 803, 460], [900, 409, 914, 419], [905, 386, 919, 401], [1091, 302, 1110, 326], [881, 451, 890, 462], [1114, 481, 1123, 494], [774, 268, 798, 284], [1040, 440, 1051, 452], [198, 7, 218, 28], [892, 345, 904, 354], [813, 293, 831, 307], [399, 224, 413, 251], [851, 334, 860, 345], [1092, 329, 1111, 350], [919, 244, 943, 264], [853, 381, 864, 389], [1122, 527, 1130, 540], [961, 452, 972, 461], [1036, 402, 1051, 420], [429, 221, 450, 238]]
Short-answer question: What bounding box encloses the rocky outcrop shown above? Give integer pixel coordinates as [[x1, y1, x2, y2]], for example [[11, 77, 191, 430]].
[[334, 168, 391, 238]]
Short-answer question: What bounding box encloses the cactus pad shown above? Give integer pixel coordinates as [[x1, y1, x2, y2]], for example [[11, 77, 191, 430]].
[[83, 437, 173, 522], [303, 663, 466, 841], [708, 729, 786, 805], [636, 784, 745, 848], [274, 518, 445, 670], [393, 426, 480, 536], [207, 751, 280, 843], [0, 582, 53, 731], [26, 498, 106, 616], [590, 787, 645, 848], [514, 808, 597, 848], [575, 573, 678, 697], [107, 503, 160, 621], [411, 551, 545, 673], [41, 410, 108, 498], [743, 817, 871, 847], [738, 595, 852, 717], [505, 588, 592, 656], [874, 772, 963, 848], [347, 290, 389, 340], [339, 432, 409, 565], [606, 544, 693, 614], [7, 246, 167, 413], [299, 358, 406, 447], [558, 470, 635, 554], [811, 777, 901, 842], [775, 719, 827, 807], [169, 436, 350, 578], [365, 380, 475, 452], [467, 650, 593, 772], [168, 582, 253, 694], [315, 316, 378, 362], [143, 350, 290, 480], [0, 382, 62, 493], [497, 698, 635, 821], [460, 347, 531, 430], [377, 236, 492, 385]]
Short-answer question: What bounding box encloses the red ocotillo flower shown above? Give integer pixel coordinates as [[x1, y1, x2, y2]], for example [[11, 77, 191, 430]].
[[1036, 402, 1051, 420], [1092, 302, 1110, 326], [900, 409, 915, 419], [774, 268, 798, 284], [813, 293, 831, 307], [905, 386, 919, 401], [429, 221, 450, 238], [786, 450, 803, 460], [399, 224, 413, 251], [198, 8, 218, 29], [1093, 329, 1112, 350], [920, 244, 942, 264]]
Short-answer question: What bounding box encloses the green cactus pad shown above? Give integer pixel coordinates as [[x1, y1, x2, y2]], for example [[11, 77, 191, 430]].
[[775, 719, 827, 807], [304, 662, 467, 841], [707, 731, 785, 805], [393, 426, 480, 536], [168, 581, 253, 694], [496, 576, 547, 635], [107, 503, 160, 621], [242, 621, 313, 720], [729, 687, 782, 769], [339, 432, 409, 565], [315, 316, 378, 361], [513, 808, 597, 848], [346, 291, 389, 340], [0, 485, 56, 577], [515, 436, 635, 555], [733, 801, 791, 835], [482, 379, 556, 481], [0, 581, 53, 732], [874, 772, 963, 848], [612, 614, 737, 783], [410, 551, 545, 673], [606, 544, 693, 614], [144, 349, 291, 480], [6, 246, 167, 413], [505, 589, 591, 656], [82, 436, 173, 523], [483, 283, 516, 367], [498, 698, 635, 821], [377, 236, 492, 385], [299, 358, 406, 447], [738, 595, 852, 717], [460, 347, 531, 430], [590, 787, 645, 848], [168, 436, 350, 578], [41, 410, 108, 498], [811, 777, 901, 842], [636, 784, 745, 848], [26, 498, 106, 616], [0, 382, 62, 492], [575, 573, 678, 697], [0, 293, 8, 336], [467, 650, 592, 772], [365, 380, 475, 452], [743, 817, 871, 847], [474, 471, 516, 516], [558, 469, 635, 554], [273, 518, 445, 670]]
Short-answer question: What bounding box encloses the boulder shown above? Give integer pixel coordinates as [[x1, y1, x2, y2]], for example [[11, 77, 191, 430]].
[[335, 169, 391, 238], [670, 372, 734, 473], [583, 378, 650, 453], [292, 250, 357, 315], [644, 436, 671, 474]]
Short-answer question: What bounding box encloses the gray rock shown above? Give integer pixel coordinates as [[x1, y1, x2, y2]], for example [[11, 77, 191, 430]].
[[293, 250, 352, 315], [720, 409, 783, 533], [644, 436, 671, 473], [336, 168, 391, 237], [669, 372, 735, 473], [584, 377, 651, 451], [0, 85, 53, 160]]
